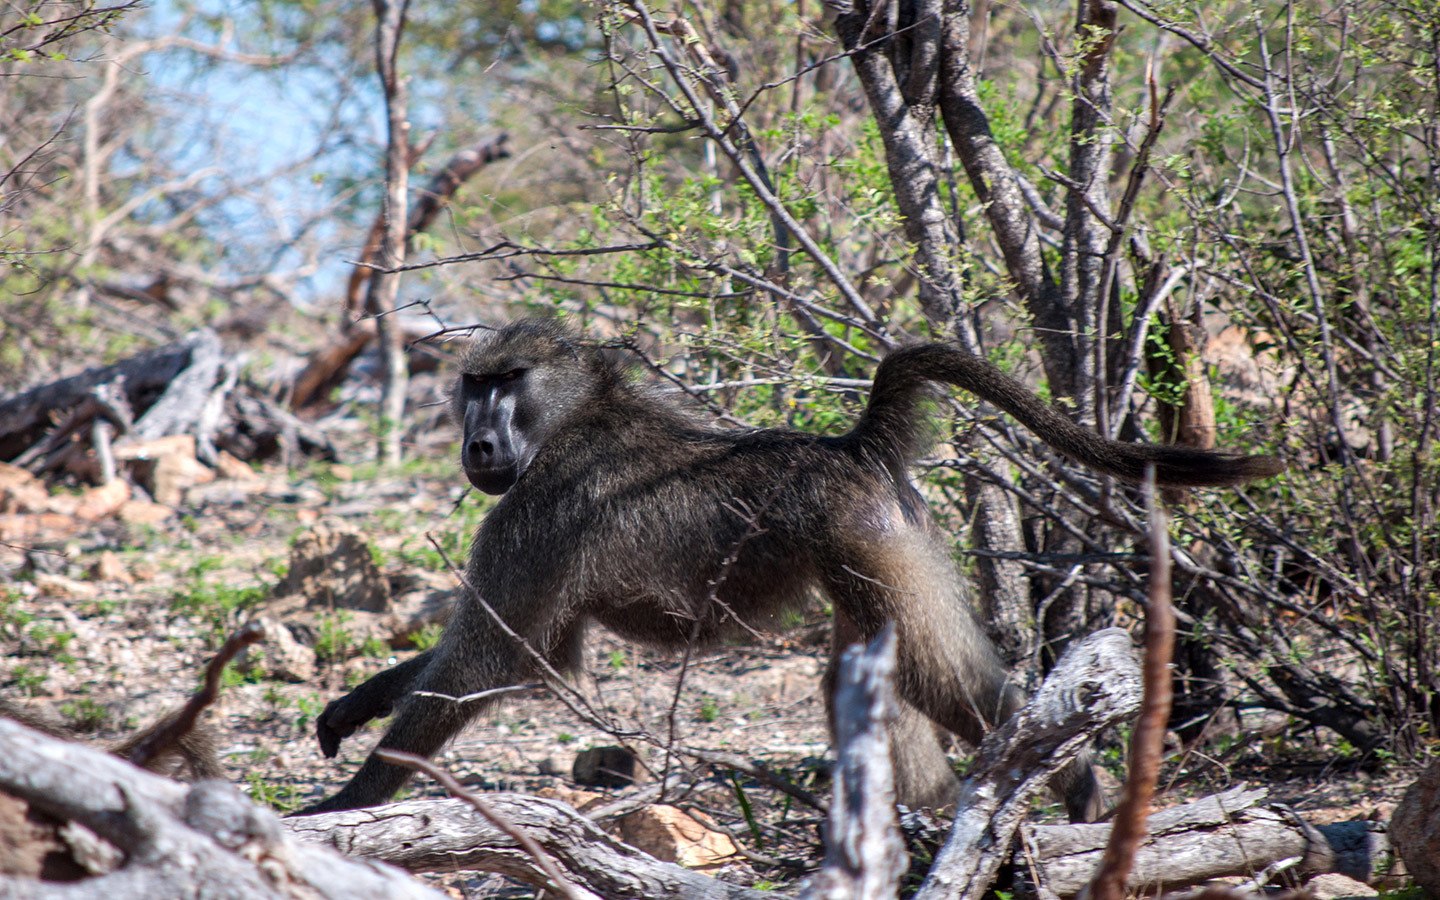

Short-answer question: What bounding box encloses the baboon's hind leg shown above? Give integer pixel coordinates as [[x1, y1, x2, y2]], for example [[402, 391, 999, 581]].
[[823, 532, 1103, 821], [826, 608, 962, 810]]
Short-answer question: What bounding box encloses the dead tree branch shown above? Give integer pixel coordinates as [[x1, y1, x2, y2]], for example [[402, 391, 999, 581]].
[[914, 628, 1143, 900], [1021, 787, 1396, 895], [287, 795, 769, 899], [0, 720, 444, 899], [126, 622, 264, 772], [806, 625, 907, 900], [375, 749, 591, 900], [289, 134, 510, 411]]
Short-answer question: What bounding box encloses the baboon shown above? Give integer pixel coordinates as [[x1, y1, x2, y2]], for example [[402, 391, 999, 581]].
[[304, 319, 1280, 818]]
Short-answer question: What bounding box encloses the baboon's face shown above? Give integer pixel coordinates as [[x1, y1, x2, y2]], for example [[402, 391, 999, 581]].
[[456, 365, 534, 495], [453, 322, 591, 495]]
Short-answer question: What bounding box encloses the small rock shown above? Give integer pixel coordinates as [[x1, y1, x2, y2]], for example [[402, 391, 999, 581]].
[[617, 806, 737, 868], [117, 435, 214, 506], [1304, 874, 1377, 899], [573, 746, 641, 788], [0, 462, 49, 514], [1393, 759, 1440, 895], [22, 549, 68, 577], [33, 572, 98, 600], [73, 480, 131, 521], [0, 513, 81, 544], [214, 451, 259, 481], [272, 523, 391, 613], [535, 785, 604, 812], [117, 498, 174, 525], [114, 434, 195, 462], [88, 552, 132, 584]]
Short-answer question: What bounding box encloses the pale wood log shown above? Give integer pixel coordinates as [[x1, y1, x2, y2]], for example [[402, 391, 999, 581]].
[[0, 331, 213, 462], [126, 328, 223, 442], [807, 625, 907, 900], [286, 796, 768, 899], [0, 720, 443, 899], [1020, 786, 1396, 896]]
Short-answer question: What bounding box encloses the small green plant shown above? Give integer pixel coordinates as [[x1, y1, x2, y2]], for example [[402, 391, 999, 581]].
[[243, 772, 304, 813], [729, 772, 764, 848], [360, 635, 390, 658], [408, 623, 444, 650], [293, 693, 323, 730], [556, 732, 576, 745], [26, 623, 75, 654], [607, 649, 627, 670], [83, 597, 121, 617], [220, 661, 265, 689], [314, 612, 355, 663], [10, 665, 47, 696], [698, 697, 719, 723], [0, 590, 33, 637], [58, 697, 108, 731], [171, 564, 268, 646]]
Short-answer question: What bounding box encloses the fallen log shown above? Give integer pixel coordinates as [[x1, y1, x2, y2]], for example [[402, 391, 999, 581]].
[[222, 391, 337, 465], [1019, 786, 1396, 896], [287, 795, 767, 899], [0, 719, 444, 899], [0, 330, 216, 462]]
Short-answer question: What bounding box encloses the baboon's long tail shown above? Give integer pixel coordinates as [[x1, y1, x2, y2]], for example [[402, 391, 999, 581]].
[[850, 343, 1283, 488]]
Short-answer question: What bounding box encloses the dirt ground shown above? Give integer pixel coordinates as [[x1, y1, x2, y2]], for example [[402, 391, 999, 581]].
[[0, 430, 1416, 896]]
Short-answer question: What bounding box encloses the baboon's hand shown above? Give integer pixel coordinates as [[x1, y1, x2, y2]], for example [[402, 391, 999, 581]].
[[315, 692, 392, 758]]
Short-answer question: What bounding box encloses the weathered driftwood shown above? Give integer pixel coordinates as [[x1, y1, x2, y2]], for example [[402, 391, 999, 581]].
[[1020, 786, 1396, 896], [0, 330, 216, 462], [915, 628, 1144, 900], [126, 328, 224, 443], [287, 795, 767, 899], [806, 625, 907, 900], [0, 719, 442, 899]]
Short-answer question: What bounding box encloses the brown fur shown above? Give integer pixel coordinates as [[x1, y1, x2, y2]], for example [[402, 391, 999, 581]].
[[0, 700, 222, 782], [303, 319, 1280, 817]]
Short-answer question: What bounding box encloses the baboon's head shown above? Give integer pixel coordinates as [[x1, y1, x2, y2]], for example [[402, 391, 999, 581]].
[[451, 319, 602, 494]]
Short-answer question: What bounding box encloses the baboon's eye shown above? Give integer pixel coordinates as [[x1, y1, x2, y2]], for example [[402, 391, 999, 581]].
[[501, 368, 527, 382]]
